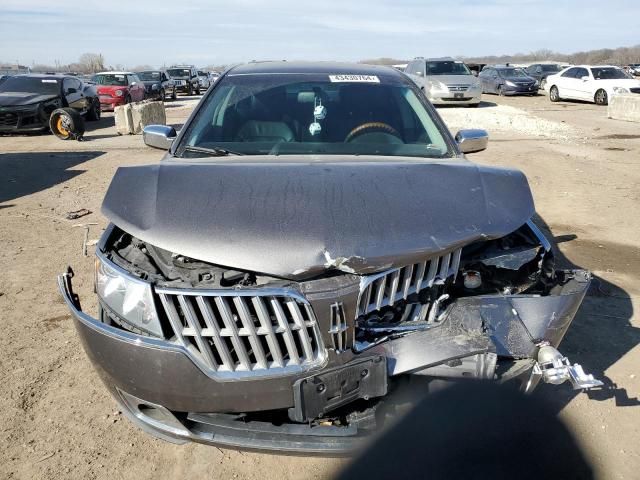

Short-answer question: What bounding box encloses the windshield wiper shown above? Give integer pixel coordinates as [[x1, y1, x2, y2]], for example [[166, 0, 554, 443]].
[[181, 145, 243, 157]]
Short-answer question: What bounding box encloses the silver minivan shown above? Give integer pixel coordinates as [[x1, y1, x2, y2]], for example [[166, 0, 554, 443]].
[[406, 57, 482, 107]]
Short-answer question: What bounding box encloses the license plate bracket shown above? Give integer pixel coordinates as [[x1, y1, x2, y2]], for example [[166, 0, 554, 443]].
[[289, 357, 387, 423], [454, 92, 464, 99]]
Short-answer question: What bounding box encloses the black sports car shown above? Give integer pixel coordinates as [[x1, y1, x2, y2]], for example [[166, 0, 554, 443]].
[[0, 74, 100, 134]]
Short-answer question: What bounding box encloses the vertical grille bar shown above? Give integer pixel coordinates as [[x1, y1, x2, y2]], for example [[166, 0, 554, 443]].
[[375, 276, 387, 310], [233, 296, 268, 369], [215, 296, 252, 371], [270, 297, 300, 365], [424, 257, 439, 287], [251, 297, 285, 367], [196, 296, 235, 371], [402, 264, 414, 299], [177, 296, 218, 370], [287, 301, 314, 361], [158, 293, 188, 345], [413, 261, 427, 294], [388, 270, 401, 305], [451, 248, 462, 281], [438, 253, 452, 279]]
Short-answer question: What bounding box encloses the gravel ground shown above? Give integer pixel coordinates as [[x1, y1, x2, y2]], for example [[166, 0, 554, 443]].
[[1, 93, 639, 479]]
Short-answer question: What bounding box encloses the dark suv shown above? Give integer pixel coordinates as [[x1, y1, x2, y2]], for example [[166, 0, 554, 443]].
[[525, 63, 563, 89], [166, 65, 200, 96], [59, 62, 601, 454]]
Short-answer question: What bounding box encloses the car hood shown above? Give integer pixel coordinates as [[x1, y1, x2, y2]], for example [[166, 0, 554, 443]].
[[0, 92, 59, 107], [101, 157, 535, 280], [502, 76, 536, 83], [426, 74, 478, 86]]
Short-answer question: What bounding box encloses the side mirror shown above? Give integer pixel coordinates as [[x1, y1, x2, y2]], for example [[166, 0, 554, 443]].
[[455, 129, 489, 154], [143, 125, 177, 150], [581, 76, 589, 82]]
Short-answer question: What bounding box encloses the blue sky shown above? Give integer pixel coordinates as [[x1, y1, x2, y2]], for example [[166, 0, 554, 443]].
[[1, 0, 638, 67]]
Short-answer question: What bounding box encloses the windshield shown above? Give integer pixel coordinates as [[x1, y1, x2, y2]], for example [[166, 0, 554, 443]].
[[425, 61, 471, 76], [541, 64, 561, 72], [198, 71, 207, 76], [498, 68, 528, 78], [0, 76, 60, 95], [92, 74, 127, 86], [138, 71, 161, 81], [591, 67, 632, 80], [178, 73, 450, 159], [168, 69, 190, 77]]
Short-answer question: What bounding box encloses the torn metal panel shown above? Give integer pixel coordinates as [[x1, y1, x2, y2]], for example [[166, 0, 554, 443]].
[[101, 158, 534, 279]]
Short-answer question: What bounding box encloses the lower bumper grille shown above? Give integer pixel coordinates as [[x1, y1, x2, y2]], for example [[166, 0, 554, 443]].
[[0, 113, 19, 128], [156, 287, 325, 378]]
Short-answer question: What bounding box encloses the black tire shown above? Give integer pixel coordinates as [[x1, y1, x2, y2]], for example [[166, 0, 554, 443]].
[[50, 107, 85, 140], [595, 89, 608, 106], [187, 84, 193, 96], [497, 85, 504, 96], [159, 88, 165, 101], [171, 88, 177, 100], [85, 100, 101, 121], [196, 85, 201, 95], [549, 86, 560, 102], [124, 94, 131, 104]]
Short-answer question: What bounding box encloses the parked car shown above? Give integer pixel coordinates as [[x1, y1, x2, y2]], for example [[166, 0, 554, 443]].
[[92, 71, 146, 111], [0, 73, 100, 137], [525, 63, 563, 89], [59, 61, 601, 454], [209, 71, 221, 84], [405, 57, 482, 107], [197, 70, 211, 90], [166, 65, 200, 95], [479, 66, 538, 96], [625, 64, 640, 76], [136, 70, 177, 101], [545, 65, 640, 105]]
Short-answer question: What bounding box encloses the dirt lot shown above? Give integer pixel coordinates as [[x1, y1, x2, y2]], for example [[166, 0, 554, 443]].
[[1, 91, 639, 479]]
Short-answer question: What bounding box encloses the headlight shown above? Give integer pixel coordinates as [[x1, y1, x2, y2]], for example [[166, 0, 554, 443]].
[[505, 80, 516, 87], [613, 87, 630, 94], [115, 90, 124, 97], [429, 81, 448, 92], [152, 84, 159, 90], [95, 255, 163, 337], [534, 80, 540, 87]]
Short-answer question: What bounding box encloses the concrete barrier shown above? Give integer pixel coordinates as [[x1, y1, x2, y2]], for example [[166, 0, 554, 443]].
[[114, 103, 134, 135], [608, 94, 640, 123], [114, 100, 166, 135], [130, 101, 166, 134]]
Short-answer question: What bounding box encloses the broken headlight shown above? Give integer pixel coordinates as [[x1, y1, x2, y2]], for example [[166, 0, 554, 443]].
[[95, 254, 163, 337]]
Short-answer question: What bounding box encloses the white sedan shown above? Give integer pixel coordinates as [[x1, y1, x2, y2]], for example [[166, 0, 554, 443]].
[[545, 65, 640, 105]]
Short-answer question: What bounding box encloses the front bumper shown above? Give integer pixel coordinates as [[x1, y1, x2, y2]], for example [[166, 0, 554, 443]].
[[99, 96, 125, 111], [429, 89, 482, 106], [58, 268, 592, 453], [503, 84, 538, 95], [0, 107, 49, 133]]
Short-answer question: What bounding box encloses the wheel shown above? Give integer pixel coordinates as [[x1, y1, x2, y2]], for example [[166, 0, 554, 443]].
[[159, 88, 165, 101], [595, 89, 608, 106], [549, 86, 560, 102], [85, 100, 101, 121], [171, 88, 177, 100], [124, 94, 131, 104], [196, 85, 201, 95], [187, 84, 193, 96], [49, 108, 85, 140]]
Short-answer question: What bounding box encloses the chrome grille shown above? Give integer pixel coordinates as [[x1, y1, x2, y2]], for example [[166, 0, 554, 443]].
[[357, 249, 462, 317], [446, 84, 469, 92], [329, 302, 349, 352], [157, 287, 325, 378]]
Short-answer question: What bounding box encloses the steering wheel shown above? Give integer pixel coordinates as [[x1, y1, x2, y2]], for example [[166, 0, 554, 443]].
[[345, 122, 402, 143]]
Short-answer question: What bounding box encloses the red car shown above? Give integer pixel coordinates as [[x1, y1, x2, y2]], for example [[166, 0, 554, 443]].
[[92, 71, 146, 111]]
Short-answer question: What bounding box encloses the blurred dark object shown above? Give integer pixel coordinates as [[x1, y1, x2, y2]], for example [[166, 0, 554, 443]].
[[338, 382, 593, 480]]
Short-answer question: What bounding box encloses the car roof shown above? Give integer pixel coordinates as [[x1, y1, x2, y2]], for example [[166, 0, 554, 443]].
[[95, 71, 134, 75], [9, 73, 66, 81], [228, 61, 404, 80]]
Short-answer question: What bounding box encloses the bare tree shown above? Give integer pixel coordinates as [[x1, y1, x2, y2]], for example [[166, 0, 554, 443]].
[[78, 53, 105, 73]]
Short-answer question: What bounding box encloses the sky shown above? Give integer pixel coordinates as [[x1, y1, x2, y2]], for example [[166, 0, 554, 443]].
[[1, 0, 639, 68]]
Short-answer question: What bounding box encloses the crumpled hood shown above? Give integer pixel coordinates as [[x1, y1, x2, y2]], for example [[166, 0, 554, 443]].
[[0, 92, 59, 107], [101, 157, 535, 279]]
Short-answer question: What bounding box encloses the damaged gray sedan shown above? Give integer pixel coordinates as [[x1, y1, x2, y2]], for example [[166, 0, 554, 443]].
[[58, 62, 601, 453]]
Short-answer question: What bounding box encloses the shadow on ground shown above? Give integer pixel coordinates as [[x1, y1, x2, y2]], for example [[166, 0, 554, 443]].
[[533, 216, 639, 411], [0, 151, 104, 204]]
